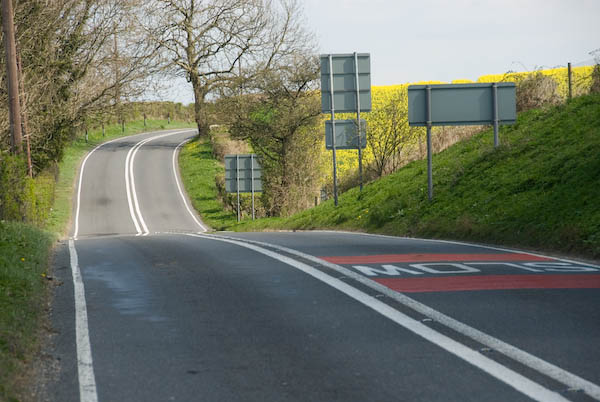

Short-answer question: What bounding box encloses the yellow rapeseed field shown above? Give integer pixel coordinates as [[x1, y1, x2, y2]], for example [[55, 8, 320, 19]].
[[326, 65, 596, 185]]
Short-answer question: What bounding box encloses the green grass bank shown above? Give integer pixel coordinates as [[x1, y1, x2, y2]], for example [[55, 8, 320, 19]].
[[224, 94, 599, 259], [179, 136, 238, 230], [0, 221, 53, 402], [1, 119, 194, 401]]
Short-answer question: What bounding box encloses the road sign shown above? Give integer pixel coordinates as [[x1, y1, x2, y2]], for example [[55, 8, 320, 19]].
[[320, 53, 371, 113], [225, 154, 262, 222], [321, 53, 372, 205], [407, 83, 516, 201], [325, 119, 367, 150], [407, 83, 516, 126], [225, 154, 262, 193]]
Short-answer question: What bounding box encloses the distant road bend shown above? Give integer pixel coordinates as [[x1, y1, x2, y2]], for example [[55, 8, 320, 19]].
[[49, 129, 600, 402]]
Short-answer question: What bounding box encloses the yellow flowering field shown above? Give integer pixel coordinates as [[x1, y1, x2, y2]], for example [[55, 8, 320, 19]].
[[325, 65, 596, 185]]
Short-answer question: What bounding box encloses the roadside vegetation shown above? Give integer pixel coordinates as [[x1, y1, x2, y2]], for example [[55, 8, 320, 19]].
[[235, 93, 600, 259], [0, 117, 193, 401]]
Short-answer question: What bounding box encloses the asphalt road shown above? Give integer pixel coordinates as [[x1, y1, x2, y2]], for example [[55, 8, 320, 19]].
[[47, 129, 600, 402]]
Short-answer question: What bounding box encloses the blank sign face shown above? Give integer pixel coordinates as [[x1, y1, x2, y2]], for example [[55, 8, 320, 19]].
[[225, 155, 262, 193], [325, 119, 367, 150], [320, 53, 372, 113], [408, 83, 516, 126]]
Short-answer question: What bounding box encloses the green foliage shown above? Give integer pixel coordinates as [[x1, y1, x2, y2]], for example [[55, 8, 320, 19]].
[[236, 94, 600, 259], [0, 155, 55, 226], [0, 221, 53, 401], [179, 136, 239, 230]]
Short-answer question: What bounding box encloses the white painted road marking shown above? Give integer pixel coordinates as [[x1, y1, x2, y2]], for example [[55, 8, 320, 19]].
[[206, 234, 600, 401], [173, 138, 208, 232], [124, 130, 195, 236], [188, 234, 572, 402], [68, 239, 98, 402]]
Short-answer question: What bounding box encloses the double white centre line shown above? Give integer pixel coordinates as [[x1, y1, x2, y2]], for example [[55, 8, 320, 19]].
[[124, 130, 194, 236]]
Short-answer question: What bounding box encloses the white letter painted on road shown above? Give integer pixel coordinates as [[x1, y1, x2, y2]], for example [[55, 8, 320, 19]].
[[410, 263, 481, 274], [468, 262, 544, 273], [352, 264, 424, 276], [522, 262, 599, 272]]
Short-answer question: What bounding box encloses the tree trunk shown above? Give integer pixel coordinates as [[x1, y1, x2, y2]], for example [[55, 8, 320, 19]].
[[2, 0, 23, 154], [192, 80, 209, 137]]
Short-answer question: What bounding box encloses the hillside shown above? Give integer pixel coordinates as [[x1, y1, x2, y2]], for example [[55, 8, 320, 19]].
[[236, 94, 600, 259]]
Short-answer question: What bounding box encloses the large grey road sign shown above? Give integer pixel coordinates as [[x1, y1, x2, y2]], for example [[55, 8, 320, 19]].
[[408, 83, 516, 126], [325, 119, 367, 150], [407, 82, 516, 201], [225, 154, 262, 193], [320, 53, 371, 113]]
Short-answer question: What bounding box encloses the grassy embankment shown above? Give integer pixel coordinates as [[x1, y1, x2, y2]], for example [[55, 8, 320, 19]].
[[1, 118, 194, 401], [179, 137, 238, 230], [183, 94, 600, 259]]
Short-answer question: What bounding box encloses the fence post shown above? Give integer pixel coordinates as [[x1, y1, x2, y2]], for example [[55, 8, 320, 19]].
[[568, 62, 572, 100]]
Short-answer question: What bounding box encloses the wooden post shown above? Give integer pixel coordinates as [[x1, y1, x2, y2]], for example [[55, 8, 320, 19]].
[[16, 45, 32, 176], [2, 0, 23, 154], [568, 62, 572, 100]]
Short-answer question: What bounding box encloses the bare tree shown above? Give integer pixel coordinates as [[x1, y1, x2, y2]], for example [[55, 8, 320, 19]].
[[142, 0, 308, 136], [367, 89, 419, 178]]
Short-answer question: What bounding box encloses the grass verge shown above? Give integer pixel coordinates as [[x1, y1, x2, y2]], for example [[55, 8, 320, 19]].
[[0, 221, 53, 402], [232, 94, 600, 259], [1, 119, 194, 401], [179, 136, 238, 230]]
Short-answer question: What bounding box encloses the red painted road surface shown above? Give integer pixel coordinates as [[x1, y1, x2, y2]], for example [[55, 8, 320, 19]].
[[375, 274, 600, 293], [319, 253, 600, 293]]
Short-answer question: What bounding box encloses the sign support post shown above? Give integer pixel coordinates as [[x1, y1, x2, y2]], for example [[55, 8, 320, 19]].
[[426, 85, 433, 201], [329, 55, 339, 206], [493, 83, 499, 148], [236, 155, 241, 222], [354, 52, 363, 191], [251, 154, 255, 220]]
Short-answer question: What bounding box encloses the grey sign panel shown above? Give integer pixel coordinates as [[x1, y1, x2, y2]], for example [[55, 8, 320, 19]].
[[225, 154, 262, 193], [407, 83, 516, 126], [325, 119, 367, 150], [320, 53, 372, 113]]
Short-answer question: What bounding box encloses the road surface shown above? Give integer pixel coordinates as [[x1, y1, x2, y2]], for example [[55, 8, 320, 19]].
[[47, 129, 600, 401]]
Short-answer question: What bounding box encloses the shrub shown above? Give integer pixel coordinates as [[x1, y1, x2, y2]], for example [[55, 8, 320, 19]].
[[516, 72, 561, 112], [590, 65, 600, 94]]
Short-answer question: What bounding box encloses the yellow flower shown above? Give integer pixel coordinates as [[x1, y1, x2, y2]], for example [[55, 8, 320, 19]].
[[21, 257, 25, 262]]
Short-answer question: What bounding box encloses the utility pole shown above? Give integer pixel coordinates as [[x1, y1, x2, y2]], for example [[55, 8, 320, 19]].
[[16, 46, 33, 176], [2, 0, 23, 154]]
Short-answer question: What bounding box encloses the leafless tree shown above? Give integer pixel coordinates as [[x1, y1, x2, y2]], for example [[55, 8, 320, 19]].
[[141, 0, 309, 136]]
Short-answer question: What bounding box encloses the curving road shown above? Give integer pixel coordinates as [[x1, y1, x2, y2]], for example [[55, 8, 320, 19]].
[[48, 129, 600, 402]]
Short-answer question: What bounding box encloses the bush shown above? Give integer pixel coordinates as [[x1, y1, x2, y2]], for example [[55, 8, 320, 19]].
[[590, 65, 600, 94], [516, 72, 561, 112], [0, 153, 55, 226]]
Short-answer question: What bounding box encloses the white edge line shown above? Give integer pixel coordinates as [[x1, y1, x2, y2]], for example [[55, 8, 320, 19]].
[[172, 138, 208, 232], [203, 233, 600, 401], [68, 239, 98, 402], [186, 233, 569, 402]]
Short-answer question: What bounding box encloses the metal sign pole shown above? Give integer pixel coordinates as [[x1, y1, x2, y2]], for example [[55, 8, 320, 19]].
[[493, 83, 499, 148], [426, 85, 433, 201], [329, 55, 339, 206], [236, 154, 240, 222], [251, 154, 255, 220], [354, 52, 363, 191]]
